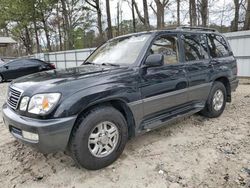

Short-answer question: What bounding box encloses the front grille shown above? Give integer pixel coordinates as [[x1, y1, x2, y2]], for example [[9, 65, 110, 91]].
[[7, 86, 22, 109]]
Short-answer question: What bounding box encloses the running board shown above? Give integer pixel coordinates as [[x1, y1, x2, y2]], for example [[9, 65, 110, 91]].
[[141, 107, 202, 131]]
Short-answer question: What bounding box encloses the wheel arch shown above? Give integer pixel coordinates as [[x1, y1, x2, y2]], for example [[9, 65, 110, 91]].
[[0, 73, 4, 81], [70, 99, 136, 141], [214, 76, 231, 102]]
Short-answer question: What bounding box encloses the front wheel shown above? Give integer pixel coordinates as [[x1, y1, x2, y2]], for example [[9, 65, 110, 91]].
[[69, 106, 128, 170], [200, 81, 227, 118]]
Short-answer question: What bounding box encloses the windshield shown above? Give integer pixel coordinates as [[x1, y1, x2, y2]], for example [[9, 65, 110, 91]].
[[84, 34, 151, 66]]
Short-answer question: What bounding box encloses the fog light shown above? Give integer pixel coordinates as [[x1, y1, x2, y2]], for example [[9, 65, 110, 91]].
[[22, 130, 39, 141]]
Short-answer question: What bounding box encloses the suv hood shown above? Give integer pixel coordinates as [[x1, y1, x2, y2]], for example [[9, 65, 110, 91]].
[[11, 65, 128, 96]]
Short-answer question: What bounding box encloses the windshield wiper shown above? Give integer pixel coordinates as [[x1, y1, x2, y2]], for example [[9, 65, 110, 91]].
[[83, 61, 95, 65], [101, 63, 120, 67]]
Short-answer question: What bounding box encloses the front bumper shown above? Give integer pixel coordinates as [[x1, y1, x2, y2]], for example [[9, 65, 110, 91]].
[[2, 103, 77, 153]]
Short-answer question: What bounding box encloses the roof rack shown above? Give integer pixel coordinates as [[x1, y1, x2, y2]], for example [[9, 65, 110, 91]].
[[176, 26, 218, 32]]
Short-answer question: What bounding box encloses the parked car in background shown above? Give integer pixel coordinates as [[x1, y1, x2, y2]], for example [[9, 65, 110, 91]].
[[0, 58, 5, 64], [0, 58, 55, 82], [2, 27, 238, 170]]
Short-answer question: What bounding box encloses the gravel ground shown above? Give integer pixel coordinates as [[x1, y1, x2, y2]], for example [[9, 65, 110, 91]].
[[0, 81, 249, 188]]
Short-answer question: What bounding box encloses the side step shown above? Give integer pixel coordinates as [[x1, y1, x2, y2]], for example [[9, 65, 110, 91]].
[[141, 107, 202, 131]]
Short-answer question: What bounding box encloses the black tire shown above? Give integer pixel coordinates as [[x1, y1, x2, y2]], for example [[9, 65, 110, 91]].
[[200, 81, 227, 118], [69, 106, 128, 170]]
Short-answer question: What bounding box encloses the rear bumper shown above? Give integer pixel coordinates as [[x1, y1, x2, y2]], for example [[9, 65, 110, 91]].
[[2, 103, 77, 153], [230, 79, 239, 92]]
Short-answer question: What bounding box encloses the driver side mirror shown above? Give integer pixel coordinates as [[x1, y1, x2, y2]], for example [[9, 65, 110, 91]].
[[4, 65, 9, 69], [144, 54, 164, 68]]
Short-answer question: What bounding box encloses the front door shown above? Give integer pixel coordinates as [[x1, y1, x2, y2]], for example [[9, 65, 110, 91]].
[[139, 33, 188, 129]]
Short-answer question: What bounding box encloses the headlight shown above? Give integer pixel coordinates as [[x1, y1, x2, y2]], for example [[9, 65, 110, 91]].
[[28, 93, 61, 115], [19, 96, 30, 111]]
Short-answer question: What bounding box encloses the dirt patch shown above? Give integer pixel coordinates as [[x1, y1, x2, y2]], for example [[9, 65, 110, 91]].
[[0, 82, 249, 188]]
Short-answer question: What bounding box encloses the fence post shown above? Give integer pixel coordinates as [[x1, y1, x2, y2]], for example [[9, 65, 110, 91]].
[[75, 50, 78, 67], [64, 51, 67, 69]]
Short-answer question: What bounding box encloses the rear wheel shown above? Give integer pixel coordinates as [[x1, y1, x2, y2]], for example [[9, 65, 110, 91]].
[[69, 106, 128, 170], [200, 81, 227, 118]]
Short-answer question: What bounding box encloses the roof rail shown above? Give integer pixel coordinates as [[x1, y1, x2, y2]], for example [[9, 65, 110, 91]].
[[177, 26, 218, 32]]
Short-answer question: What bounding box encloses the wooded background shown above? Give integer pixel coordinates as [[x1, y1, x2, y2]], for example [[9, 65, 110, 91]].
[[0, 0, 249, 56]]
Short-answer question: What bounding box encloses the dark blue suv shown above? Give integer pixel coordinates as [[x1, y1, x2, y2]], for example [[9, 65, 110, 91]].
[[2, 27, 238, 170]]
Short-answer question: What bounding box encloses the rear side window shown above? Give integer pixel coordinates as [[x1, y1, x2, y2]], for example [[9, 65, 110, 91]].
[[182, 34, 209, 62], [30, 59, 45, 65], [8, 60, 25, 67], [207, 34, 229, 58]]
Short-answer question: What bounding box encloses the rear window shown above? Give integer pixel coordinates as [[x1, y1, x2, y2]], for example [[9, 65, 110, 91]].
[[207, 34, 230, 58], [182, 34, 209, 62], [29, 59, 46, 65]]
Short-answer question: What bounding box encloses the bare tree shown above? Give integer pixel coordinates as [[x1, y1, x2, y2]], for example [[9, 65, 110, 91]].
[[232, 0, 240, 31], [86, 0, 103, 41], [106, 0, 112, 39], [177, 0, 180, 26], [189, 0, 197, 26], [243, 0, 250, 30], [61, 0, 73, 50], [150, 0, 170, 29], [31, 2, 40, 53], [200, 0, 208, 26], [117, 2, 120, 35], [132, 0, 150, 29], [143, 0, 150, 29], [131, 0, 136, 32]]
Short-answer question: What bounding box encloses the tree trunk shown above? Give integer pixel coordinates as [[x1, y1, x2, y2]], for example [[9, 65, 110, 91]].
[[61, 0, 73, 50], [132, 0, 145, 24], [232, 0, 240, 31], [200, 0, 208, 27], [24, 26, 33, 55], [32, 2, 40, 53], [86, 0, 103, 41], [161, 5, 165, 28], [154, 0, 168, 29], [177, 0, 180, 26], [106, 0, 112, 39], [143, 0, 150, 29], [56, 3, 63, 51], [132, 0, 150, 29], [33, 20, 41, 53], [117, 2, 120, 35], [155, 0, 162, 29], [41, 14, 52, 52], [96, 0, 103, 41], [244, 0, 250, 30], [131, 0, 136, 32], [190, 0, 197, 26]]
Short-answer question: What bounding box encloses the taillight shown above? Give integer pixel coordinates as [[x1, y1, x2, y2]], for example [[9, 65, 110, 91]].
[[50, 64, 56, 69]]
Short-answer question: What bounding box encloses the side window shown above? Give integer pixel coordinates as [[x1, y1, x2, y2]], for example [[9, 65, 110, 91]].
[[150, 35, 179, 65], [7, 60, 23, 67], [207, 34, 229, 58], [182, 34, 209, 61]]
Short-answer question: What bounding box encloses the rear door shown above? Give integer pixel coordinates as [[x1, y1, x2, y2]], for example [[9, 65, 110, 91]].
[[181, 33, 212, 105], [140, 33, 189, 127], [24, 60, 41, 75], [206, 34, 237, 80]]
